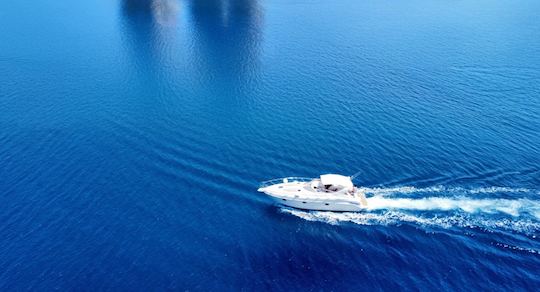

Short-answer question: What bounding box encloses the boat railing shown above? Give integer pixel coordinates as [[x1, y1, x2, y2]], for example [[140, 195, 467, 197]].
[[259, 177, 313, 188]]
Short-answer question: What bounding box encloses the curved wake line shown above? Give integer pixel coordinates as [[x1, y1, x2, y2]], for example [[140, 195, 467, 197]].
[[281, 208, 540, 234]]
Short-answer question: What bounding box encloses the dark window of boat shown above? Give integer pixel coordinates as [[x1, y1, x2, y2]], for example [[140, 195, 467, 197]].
[[325, 203, 329, 206], [282, 199, 287, 201], [302, 202, 306, 204]]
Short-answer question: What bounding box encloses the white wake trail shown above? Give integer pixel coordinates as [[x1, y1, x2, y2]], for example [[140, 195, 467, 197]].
[[281, 185, 540, 233], [358, 186, 534, 196], [366, 196, 540, 218]]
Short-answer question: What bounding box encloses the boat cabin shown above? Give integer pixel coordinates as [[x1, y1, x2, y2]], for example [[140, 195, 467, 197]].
[[311, 174, 354, 193]]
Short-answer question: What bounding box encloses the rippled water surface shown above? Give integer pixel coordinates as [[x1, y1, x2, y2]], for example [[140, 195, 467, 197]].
[[1, 0, 540, 290]]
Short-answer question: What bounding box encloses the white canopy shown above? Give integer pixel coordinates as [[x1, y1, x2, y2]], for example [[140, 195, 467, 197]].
[[320, 174, 353, 189]]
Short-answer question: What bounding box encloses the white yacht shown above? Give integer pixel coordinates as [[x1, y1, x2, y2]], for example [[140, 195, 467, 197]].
[[258, 174, 368, 211]]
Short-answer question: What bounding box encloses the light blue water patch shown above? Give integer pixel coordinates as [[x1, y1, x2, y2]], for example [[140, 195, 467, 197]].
[[1, 0, 539, 290]]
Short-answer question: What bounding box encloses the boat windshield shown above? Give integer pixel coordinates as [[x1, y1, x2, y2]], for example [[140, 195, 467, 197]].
[[320, 174, 353, 190]]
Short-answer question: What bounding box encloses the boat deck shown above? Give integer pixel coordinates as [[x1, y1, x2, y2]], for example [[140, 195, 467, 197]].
[[264, 181, 354, 197]]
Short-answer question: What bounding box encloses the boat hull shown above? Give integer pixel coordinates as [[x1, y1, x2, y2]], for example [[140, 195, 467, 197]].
[[268, 195, 364, 212]]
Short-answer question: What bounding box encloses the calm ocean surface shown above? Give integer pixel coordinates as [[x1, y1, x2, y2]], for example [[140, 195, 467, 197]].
[[1, 0, 540, 290]]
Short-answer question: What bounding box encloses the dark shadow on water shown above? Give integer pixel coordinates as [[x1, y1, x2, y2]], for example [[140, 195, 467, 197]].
[[120, 0, 179, 74], [122, 0, 179, 27], [119, 0, 263, 96], [187, 0, 263, 88]]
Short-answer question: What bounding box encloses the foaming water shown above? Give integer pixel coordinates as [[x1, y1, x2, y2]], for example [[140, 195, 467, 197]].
[[282, 208, 540, 234], [282, 185, 540, 234], [367, 197, 540, 218], [359, 186, 535, 196]]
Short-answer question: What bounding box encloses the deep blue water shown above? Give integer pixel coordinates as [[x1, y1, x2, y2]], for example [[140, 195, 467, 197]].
[[1, 0, 540, 290]]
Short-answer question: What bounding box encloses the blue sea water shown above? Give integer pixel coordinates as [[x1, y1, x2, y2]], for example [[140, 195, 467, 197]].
[[1, 0, 540, 290]]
